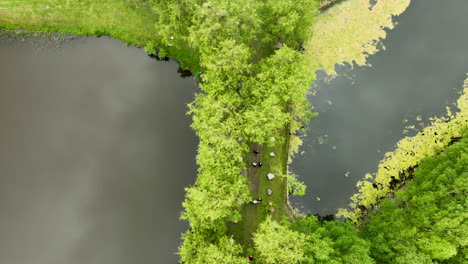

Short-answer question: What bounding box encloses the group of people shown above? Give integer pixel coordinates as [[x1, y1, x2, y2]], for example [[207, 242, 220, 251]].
[[251, 149, 263, 204], [248, 150, 261, 261], [252, 149, 262, 167], [251, 162, 262, 167], [250, 198, 262, 204]]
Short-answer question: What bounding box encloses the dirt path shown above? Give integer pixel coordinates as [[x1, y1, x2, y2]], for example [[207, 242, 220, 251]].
[[229, 130, 297, 255], [246, 143, 263, 195], [231, 143, 264, 252]]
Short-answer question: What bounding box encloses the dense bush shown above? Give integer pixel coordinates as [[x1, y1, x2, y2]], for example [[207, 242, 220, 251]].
[[253, 216, 306, 264], [150, 0, 318, 70], [360, 136, 468, 263], [290, 216, 374, 264]]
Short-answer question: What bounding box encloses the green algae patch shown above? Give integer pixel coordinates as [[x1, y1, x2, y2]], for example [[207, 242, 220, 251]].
[[306, 0, 411, 76]]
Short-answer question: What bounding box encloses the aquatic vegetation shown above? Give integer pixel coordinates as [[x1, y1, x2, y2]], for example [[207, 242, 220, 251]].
[[340, 74, 468, 222], [306, 0, 411, 76]]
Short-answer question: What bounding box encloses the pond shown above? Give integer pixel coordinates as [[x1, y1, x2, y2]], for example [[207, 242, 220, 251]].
[[290, 0, 468, 216], [0, 36, 197, 264]]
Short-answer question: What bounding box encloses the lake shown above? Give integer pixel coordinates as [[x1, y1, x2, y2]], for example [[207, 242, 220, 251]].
[[0, 36, 197, 264]]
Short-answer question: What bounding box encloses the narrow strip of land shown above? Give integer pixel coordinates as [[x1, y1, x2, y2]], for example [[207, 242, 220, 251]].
[[228, 125, 295, 254]]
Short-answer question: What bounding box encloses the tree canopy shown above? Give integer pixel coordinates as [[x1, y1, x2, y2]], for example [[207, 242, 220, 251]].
[[360, 136, 468, 263], [253, 216, 306, 264], [291, 216, 374, 264]]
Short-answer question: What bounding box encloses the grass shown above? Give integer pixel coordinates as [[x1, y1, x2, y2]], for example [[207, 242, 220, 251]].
[[228, 125, 293, 254], [0, 0, 158, 46]]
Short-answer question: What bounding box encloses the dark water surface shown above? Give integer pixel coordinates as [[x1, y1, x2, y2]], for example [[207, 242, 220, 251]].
[[290, 0, 468, 216], [0, 36, 197, 264]]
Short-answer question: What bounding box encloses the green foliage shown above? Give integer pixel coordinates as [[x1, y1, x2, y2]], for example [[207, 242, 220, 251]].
[[179, 229, 249, 264], [260, 0, 320, 47], [0, 0, 159, 47], [150, 0, 200, 68], [253, 216, 306, 264], [199, 39, 252, 95], [151, 0, 263, 70], [187, 1, 263, 54], [158, 47, 168, 58], [144, 41, 157, 56], [291, 216, 374, 264], [288, 174, 307, 196], [360, 136, 468, 263], [196, 237, 249, 264], [288, 135, 304, 163], [182, 93, 251, 228], [152, 0, 322, 71], [242, 46, 315, 144]]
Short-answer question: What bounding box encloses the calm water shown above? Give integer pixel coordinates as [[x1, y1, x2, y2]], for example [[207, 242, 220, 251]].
[[0, 36, 197, 264], [290, 0, 468, 216], [1, 0, 467, 261]]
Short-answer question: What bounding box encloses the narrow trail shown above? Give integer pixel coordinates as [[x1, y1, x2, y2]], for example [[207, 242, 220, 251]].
[[230, 127, 297, 254]]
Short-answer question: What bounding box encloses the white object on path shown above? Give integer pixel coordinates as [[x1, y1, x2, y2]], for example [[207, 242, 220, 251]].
[[267, 189, 273, 196], [267, 173, 275, 180], [269, 152, 275, 157]]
